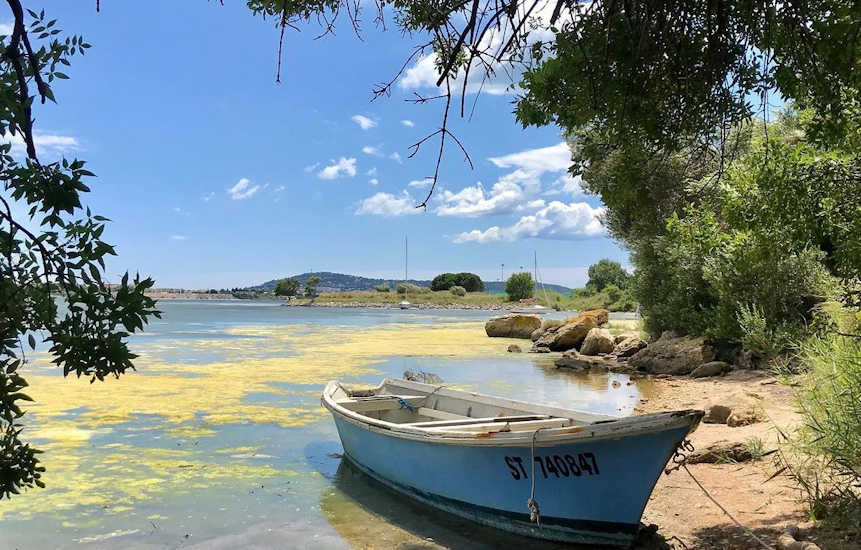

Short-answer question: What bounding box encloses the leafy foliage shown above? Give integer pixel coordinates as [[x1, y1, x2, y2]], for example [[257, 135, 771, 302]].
[[449, 285, 466, 297], [430, 272, 483, 292], [0, 8, 158, 499], [505, 272, 534, 301], [373, 283, 390, 293], [274, 278, 300, 297], [586, 259, 629, 291]]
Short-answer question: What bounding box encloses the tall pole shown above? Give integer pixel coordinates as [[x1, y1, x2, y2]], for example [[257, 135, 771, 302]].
[[534, 250, 538, 283], [404, 236, 408, 281]]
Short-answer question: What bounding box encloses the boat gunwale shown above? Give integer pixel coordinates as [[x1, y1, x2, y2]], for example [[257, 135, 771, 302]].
[[322, 379, 703, 447]]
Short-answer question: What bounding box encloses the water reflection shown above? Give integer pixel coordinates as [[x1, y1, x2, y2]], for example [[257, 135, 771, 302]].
[[322, 458, 571, 550]]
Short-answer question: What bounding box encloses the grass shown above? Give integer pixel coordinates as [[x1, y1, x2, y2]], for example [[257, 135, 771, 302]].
[[535, 288, 637, 313], [775, 331, 861, 528]]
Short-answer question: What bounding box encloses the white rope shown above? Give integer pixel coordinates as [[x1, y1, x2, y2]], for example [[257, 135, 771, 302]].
[[683, 464, 775, 550], [527, 428, 543, 526]]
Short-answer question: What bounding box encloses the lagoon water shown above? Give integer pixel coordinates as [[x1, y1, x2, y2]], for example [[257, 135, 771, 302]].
[[2, 301, 646, 549]]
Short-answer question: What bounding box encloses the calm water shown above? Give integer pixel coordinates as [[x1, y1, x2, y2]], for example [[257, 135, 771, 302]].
[[2, 301, 646, 549]]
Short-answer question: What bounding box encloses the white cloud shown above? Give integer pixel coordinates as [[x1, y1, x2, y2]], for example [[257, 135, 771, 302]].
[[436, 169, 540, 217], [317, 157, 357, 180], [0, 23, 12, 35], [362, 145, 383, 157], [453, 201, 605, 243], [351, 115, 378, 130], [401, 119, 415, 127], [169, 235, 188, 241], [408, 178, 434, 188], [4, 131, 80, 154], [366, 167, 378, 177], [355, 191, 423, 217], [172, 206, 190, 216], [202, 192, 215, 202], [489, 143, 571, 173], [227, 177, 261, 200], [273, 185, 286, 193], [369, 178, 379, 186], [389, 152, 402, 164], [304, 162, 320, 173], [399, 3, 561, 97]]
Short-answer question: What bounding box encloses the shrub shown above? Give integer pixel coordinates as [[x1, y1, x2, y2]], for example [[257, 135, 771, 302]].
[[374, 283, 390, 292], [396, 282, 429, 295], [505, 272, 534, 301], [450, 285, 466, 296], [777, 334, 861, 526]]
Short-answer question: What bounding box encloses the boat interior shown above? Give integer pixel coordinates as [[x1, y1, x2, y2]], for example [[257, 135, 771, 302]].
[[328, 378, 614, 434]]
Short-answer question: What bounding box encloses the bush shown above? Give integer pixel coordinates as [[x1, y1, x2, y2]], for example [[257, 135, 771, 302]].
[[397, 282, 429, 295], [374, 283, 390, 292], [777, 334, 861, 526], [506, 272, 534, 301], [736, 303, 800, 358], [449, 285, 466, 296]]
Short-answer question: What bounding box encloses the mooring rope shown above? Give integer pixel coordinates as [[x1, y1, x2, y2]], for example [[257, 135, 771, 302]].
[[527, 428, 543, 526], [682, 464, 775, 550], [667, 439, 775, 550]]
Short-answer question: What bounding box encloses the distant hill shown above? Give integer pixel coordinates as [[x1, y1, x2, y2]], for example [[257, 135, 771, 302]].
[[254, 272, 572, 294]]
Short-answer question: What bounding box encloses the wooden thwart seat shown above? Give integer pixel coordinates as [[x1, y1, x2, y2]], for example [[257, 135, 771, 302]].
[[404, 414, 553, 428]]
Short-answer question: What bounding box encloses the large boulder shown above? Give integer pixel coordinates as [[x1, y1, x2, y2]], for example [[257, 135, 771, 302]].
[[533, 315, 597, 351], [614, 336, 647, 358], [629, 332, 715, 375], [580, 308, 609, 326], [485, 314, 541, 339], [580, 328, 615, 356]]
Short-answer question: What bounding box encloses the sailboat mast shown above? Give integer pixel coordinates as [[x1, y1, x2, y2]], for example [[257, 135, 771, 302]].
[[405, 236, 408, 281], [534, 251, 537, 283]]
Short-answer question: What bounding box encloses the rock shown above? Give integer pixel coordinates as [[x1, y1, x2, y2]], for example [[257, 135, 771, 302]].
[[580, 328, 615, 356], [507, 344, 522, 353], [727, 407, 759, 427], [530, 344, 551, 353], [554, 351, 614, 373], [614, 332, 639, 344], [703, 404, 732, 424], [614, 336, 647, 358], [778, 526, 822, 550], [688, 441, 753, 463], [690, 360, 731, 378], [530, 327, 544, 341], [533, 312, 599, 351], [484, 314, 541, 339], [580, 308, 609, 326], [629, 332, 715, 375]]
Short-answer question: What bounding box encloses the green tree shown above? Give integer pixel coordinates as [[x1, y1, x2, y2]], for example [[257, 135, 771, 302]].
[[1, 6, 159, 499], [505, 273, 535, 301], [431, 272, 483, 292], [274, 278, 300, 297], [304, 276, 321, 297], [430, 273, 457, 291], [587, 260, 629, 291]]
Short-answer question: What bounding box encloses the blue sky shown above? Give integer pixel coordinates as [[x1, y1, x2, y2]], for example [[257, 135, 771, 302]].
[[6, 1, 627, 288]]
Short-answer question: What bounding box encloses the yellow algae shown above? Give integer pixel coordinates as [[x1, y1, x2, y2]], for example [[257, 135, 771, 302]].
[[23, 321, 503, 435], [7, 319, 510, 523]]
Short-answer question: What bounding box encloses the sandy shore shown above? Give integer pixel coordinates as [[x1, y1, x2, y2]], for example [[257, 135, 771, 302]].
[[631, 370, 855, 550]]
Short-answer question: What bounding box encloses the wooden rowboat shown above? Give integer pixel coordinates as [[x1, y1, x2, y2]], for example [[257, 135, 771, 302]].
[[322, 378, 703, 547]]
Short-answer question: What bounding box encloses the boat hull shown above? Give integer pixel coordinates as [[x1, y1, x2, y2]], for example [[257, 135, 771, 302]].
[[331, 414, 691, 546]]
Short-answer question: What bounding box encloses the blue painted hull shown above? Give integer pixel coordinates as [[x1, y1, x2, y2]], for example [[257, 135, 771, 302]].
[[332, 415, 692, 546]]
